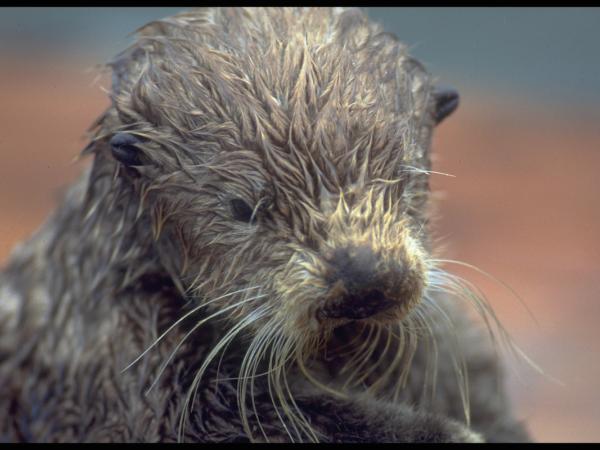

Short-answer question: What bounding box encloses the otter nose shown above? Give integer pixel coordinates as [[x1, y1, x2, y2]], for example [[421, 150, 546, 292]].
[[331, 246, 379, 290], [322, 246, 397, 320]]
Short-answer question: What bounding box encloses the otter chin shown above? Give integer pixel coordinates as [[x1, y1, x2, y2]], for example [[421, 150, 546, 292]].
[[0, 7, 530, 443]]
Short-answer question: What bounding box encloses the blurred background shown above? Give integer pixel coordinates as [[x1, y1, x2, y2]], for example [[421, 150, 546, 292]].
[[1, 7, 599, 442]]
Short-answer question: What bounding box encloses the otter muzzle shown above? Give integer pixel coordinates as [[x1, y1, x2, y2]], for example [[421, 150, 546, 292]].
[[318, 245, 417, 321]]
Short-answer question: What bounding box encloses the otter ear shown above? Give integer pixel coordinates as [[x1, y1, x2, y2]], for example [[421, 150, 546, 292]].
[[433, 86, 459, 125], [110, 132, 143, 167]]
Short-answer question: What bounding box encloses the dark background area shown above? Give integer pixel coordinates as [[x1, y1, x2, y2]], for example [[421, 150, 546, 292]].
[[1, 7, 599, 442]]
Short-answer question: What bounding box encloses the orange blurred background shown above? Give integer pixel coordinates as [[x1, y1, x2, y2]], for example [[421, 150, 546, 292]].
[[1, 8, 599, 443]]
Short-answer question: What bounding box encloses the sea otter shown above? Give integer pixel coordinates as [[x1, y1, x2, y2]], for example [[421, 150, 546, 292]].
[[0, 7, 530, 442]]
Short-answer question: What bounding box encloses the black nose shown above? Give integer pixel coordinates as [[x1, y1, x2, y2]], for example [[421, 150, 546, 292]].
[[322, 246, 397, 320], [330, 246, 379, 290]]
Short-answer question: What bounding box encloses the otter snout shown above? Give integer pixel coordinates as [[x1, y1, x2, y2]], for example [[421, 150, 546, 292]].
[[319, 245, 418, 321]]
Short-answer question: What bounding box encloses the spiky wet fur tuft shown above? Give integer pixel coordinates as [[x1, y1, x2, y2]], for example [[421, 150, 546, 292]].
[[0, 7, 530, 442]]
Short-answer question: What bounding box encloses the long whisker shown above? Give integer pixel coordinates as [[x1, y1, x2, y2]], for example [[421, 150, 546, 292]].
[[399, 164, 456, 178], [368, 322, 406, 394], [324, 322, 368, 360], [269, 332, 319, 442], [342, 325, 382, 389], [279, 336, 320, 442], [413, 305, 439, 406], [426, 269, 501, 353], [353, 324, 392, 389], [266, 329, 301, 442], [339, 324, 375, 376], [239, 316, 284, 442], [121, 286, 261, 373], [177, 302, 272, 442], [419, 292, 471, 423], [427, 262, 559, 385], [394, 315, 418, 403], [145, 293, 266, 395], [428, 259, 538, 326], [296, 345, 347, 400], [214, 289, 266, 388]]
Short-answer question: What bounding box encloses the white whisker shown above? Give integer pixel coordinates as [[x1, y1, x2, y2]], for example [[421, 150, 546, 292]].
[[145, 293, 266, 395], [121, 286, 261, 373], [177, 301, 272, 442]]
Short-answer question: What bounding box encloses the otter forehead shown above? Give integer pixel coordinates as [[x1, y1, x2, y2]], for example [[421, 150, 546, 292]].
[[111, 8, 434, 175]]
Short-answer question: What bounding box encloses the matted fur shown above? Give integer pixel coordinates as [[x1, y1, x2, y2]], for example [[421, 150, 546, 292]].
[[0, 8, 529, 442]]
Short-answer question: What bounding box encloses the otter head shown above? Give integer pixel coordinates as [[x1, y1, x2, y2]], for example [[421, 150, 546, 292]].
[[94, 8, 459, 359]]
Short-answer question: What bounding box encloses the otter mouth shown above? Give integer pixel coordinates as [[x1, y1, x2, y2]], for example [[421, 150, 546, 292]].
[[318, 288, 399, 321]]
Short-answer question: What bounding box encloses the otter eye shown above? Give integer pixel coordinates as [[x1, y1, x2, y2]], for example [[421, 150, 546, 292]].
[[230, 199, 255, 224], [110, 132, 142, 167], [433, 86, 459, 125]]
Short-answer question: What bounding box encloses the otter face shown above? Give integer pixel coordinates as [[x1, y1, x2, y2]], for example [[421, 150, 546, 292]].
[[99, 8, 459, 345]]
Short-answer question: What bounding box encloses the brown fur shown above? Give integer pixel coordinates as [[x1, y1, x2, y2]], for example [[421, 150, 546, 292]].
[[0, 8, 530, 442]]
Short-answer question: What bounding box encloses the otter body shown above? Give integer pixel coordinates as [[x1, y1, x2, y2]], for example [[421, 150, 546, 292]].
[[0, 8, 529, 442]]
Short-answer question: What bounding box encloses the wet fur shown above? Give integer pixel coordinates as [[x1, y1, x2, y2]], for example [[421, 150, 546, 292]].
[[0, 8, 529, 442]]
